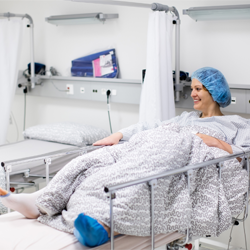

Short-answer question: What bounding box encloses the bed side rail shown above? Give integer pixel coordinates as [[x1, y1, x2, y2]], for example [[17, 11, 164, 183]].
[[2, 145, 104, 198], [1, 145, 103, 168], [104, 151, 250, 250]]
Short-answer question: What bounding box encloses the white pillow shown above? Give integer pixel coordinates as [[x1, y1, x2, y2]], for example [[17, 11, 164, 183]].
[[23, 122, 110, 147]]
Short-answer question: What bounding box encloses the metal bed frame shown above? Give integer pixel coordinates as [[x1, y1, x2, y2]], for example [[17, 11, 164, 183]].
[[104, 151, 250, 250], [1, 146, 249, 249], [1, 145, 103, 211]]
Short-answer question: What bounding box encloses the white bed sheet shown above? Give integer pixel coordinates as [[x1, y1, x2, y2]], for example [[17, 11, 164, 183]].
[[0, 211, 184, 250], [0, 139, 80, 183]]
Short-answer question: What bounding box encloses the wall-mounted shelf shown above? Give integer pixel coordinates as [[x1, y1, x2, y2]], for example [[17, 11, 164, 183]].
[[45, 13, 119, 25], [16, 72, 250, 114], [183, 4, 250, 21], [37, 75, 141, 84], [16, 72, 142, 105]]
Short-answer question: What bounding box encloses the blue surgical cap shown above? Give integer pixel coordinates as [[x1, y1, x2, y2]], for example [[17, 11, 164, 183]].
[[191, 67, 231, 108]]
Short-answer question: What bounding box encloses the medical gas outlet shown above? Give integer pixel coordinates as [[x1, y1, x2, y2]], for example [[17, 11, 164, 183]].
[[101, 89, 117, 95], [66, 84, 74, 95]]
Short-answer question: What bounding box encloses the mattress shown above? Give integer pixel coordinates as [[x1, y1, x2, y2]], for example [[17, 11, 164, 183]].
[[0, 211, 184, 250], [0, 139, 81, 183]]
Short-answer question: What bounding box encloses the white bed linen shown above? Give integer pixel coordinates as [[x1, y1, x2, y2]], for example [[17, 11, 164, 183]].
[[0, 211, 184, 250], [0, 139, 79, 183]]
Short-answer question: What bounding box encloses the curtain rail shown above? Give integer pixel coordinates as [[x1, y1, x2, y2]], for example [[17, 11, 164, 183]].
[[68, 0, 181, 100], [0, 12, 35, 88]]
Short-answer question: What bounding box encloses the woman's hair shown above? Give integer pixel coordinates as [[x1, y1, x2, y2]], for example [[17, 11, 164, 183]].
[[191, 67, 231, 108], [202, 85, 210, 93]]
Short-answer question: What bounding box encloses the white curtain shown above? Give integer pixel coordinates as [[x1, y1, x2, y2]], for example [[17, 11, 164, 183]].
[[139, 11, 175, 123], [0, 18, 23, 145]]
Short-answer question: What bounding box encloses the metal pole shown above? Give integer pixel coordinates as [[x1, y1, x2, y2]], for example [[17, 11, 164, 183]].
[[175, 19, 181, 101], [45, 158, 51, 185], [177, 170, 192, 246], [25, 14, 35, 89], [104, 151, 246, 194], [219, 162, 223, 179], [110, 193, 115, 250], [69, 0, 152, 8], [149, 179, 157, 250], [243, 155, 249, 220]]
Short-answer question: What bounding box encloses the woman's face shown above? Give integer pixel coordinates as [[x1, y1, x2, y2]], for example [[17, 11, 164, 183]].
[[190, 79, 215, 112]]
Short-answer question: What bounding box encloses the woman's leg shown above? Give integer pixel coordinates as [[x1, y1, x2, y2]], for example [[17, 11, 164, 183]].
[[36, 148, 115, 217], [0, 187, 43, 218]]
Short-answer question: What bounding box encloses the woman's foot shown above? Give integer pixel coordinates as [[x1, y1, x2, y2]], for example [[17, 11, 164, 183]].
[[74, 213, 121, 247], [74, 214, 109, 247], [0, 187, 42, 219], [0, 187, 9, 196]]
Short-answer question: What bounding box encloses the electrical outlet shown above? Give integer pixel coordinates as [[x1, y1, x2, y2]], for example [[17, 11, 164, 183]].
[[231, 97, 236, 104], [111, 89, 117, 96], [66, 84, 74, 95], [101, 89, 106, 95], [80, 87, 85, 94]]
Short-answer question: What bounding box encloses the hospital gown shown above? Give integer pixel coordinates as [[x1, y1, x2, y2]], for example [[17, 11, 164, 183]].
[[119, 111, 250, 154], [36, 111, 249, 238]]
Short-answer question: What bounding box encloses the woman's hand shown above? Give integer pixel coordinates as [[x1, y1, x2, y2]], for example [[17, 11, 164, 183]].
[[196, 133, 218, 147], [93, 132, 123, 146], [196, 133, 233, 154], [196, 133, 242, 162]]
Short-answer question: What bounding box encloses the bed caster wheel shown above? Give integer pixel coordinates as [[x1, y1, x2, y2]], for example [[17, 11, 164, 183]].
[[166, 244, 179, 250]]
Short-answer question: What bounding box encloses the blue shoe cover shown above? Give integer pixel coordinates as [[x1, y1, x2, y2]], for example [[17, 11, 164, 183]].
[[74, 213, 110, 247]]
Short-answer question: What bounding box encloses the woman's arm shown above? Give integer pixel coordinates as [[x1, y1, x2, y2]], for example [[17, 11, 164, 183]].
[[196, 133, 233, 154], [93, 132, 123, 146], [196, 133, 241, 162]]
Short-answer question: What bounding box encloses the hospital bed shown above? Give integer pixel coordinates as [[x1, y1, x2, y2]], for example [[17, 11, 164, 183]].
[[0, 122, 110, 192], [0, 146, 249, 250]]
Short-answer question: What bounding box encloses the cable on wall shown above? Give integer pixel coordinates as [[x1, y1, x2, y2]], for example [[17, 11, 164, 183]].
[[11, 111, 19, 142], [23, 87, 27, 131], [106, 90, 113, 134], [50, 80, 68, 92], [47, 68, 69, 93]]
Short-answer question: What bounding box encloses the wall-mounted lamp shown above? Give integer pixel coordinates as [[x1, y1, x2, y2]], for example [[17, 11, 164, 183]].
[[45, 13, 119, 25], [183, 4, 250, 21]]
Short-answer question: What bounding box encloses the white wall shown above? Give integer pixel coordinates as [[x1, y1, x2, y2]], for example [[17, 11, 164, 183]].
[[1, 0, 250, 248]]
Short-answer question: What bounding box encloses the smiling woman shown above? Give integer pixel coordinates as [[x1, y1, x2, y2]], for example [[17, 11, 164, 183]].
[[191, 67, 231, 113], [190, 78, 223, 118], [1, 68, 249, 249], [96, 67, 234, 156]]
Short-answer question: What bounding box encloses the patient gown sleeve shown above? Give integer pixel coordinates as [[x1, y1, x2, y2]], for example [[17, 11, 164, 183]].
[[230, 119, 250, 154], [118, 115, 181, 141]]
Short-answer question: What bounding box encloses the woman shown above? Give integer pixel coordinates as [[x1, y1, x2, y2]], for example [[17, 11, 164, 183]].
[[94, 67, 234, 154], [0, 67, 249, 247]]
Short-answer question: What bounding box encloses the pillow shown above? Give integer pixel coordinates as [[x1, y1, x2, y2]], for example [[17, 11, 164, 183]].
[[23, 122, 110, 147]]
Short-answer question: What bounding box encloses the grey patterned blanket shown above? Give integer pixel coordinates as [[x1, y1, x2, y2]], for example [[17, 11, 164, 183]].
[[36, 123, 248, 238]]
